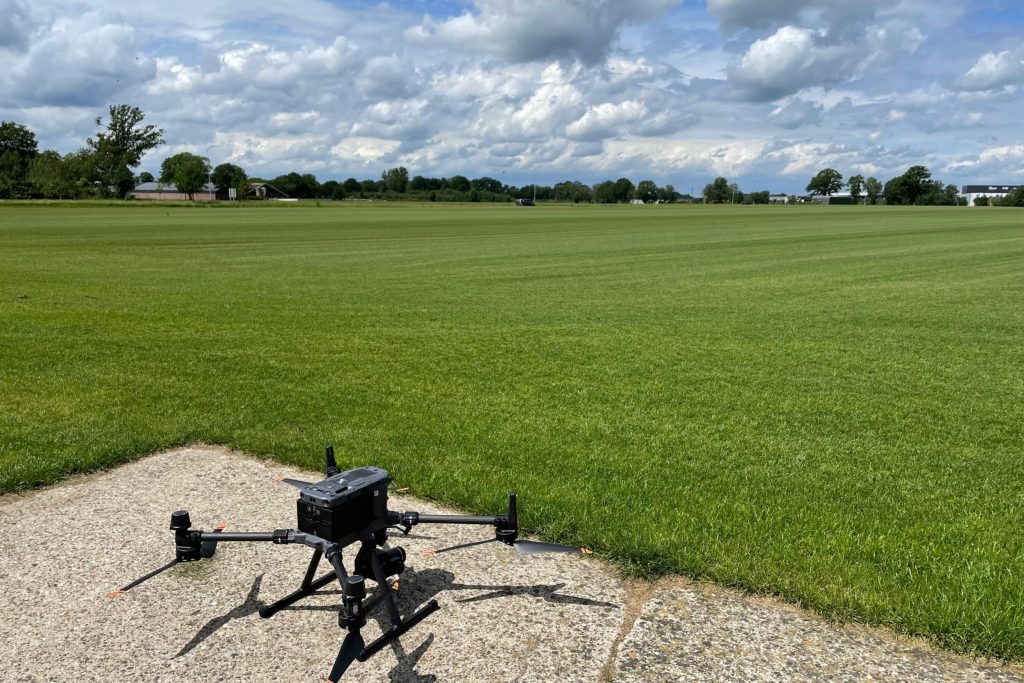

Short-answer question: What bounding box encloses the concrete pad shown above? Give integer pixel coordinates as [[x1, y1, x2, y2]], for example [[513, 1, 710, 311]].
[[611, 582, 1024, 683], [0, 446, 625, 682]]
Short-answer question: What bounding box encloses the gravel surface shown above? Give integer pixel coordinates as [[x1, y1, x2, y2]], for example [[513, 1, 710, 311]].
[[612, 582, 1024, 683], [3, 445, 1021, 682], [0, 446, 624, 682]]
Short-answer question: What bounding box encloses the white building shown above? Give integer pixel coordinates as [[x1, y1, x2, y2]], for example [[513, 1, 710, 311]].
[[961, 185, 1020, 205]]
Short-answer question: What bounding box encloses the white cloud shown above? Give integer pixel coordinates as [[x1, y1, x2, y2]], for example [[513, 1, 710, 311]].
[[955, 50, 1024, 92], [1, 11, 154, 106], [728, 25, 878, 101], [407, 0, 677, 65], [566, 101, 647, 140], [330, 136, 402, 163]]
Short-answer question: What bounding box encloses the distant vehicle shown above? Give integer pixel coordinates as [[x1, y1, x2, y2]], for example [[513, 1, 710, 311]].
[[515, 198, 535, 206]]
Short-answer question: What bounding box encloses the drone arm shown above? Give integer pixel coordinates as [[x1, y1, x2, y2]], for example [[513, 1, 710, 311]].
[[398, 492, 519, 544]]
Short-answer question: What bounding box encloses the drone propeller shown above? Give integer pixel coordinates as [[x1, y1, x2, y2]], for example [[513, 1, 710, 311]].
[[327, 630, 365, 683], [424, 537, 590, 557], [109, 523, 226, 597], [274, 476, 312, 489], [512, 539, 591, 555], [108, 557, 181, 597]]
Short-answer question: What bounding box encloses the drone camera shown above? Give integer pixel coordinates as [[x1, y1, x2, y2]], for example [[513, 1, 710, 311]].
[[355, 546, 406, 580]]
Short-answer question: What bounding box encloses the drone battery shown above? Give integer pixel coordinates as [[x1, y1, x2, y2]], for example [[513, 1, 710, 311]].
[[296, 466, 390, 545]]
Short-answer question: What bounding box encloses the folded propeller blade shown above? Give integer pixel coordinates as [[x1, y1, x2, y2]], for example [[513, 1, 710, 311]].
[[512, 540, 590, 556], [108, 557, 180, 597], [275, 476, 312, 489], [327, 630, 365, 682]]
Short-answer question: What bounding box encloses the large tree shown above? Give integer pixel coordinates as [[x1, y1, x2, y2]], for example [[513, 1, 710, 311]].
[[212, 162, 248, 199], [847, 175, 865, 204], [865, 177, 882, 205], [0, 120, 38, 198], [381, 166, 409, 193], [160, 152, 209, 200], [635, 179, 658, 203], [87, 105, 164, 198], [29, 150, 72, 198], [806, 168, 843, 197], [703, 176, 731, 203], [884, 165, 932, 205]]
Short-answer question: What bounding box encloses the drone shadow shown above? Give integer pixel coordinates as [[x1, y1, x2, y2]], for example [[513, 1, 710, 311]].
[[174, 564, 617, 680], [175, 574, 264, 658]]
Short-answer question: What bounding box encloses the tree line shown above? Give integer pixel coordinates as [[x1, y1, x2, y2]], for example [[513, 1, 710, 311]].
[[4, 106, 1022, 207], [802, 166, 1024, 206], [263, 168, 688, 204], [1, 106, 164, 199]]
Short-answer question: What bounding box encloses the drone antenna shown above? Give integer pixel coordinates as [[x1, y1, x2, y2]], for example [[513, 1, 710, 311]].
[[325, 445, 341, 476]]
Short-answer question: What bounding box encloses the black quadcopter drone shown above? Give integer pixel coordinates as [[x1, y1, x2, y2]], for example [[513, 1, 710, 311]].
[[111, 446, 589, 681]]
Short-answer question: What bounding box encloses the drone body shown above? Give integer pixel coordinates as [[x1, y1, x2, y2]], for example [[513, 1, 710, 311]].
[[113, 446, 587, 681]]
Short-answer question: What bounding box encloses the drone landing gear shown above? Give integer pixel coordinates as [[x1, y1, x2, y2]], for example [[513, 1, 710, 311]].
[[255, 536, 438, 682], [257, 548, 336, 618]]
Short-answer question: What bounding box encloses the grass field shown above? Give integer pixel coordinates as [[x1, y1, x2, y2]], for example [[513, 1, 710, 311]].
[[1, 202, 1022, 658]]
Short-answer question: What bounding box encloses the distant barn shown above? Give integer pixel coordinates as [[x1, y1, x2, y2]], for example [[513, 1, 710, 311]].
[[129, 181, 290, 201]]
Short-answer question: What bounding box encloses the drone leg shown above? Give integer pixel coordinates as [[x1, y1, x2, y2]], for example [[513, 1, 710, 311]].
[[301, 548, 324, 590], [258, 550, 336, 618], [355, 541, 440, 662]]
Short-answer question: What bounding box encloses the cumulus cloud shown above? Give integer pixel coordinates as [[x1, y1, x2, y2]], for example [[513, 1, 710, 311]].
[[728, 25, 882, 101], [955, 50, 1024, 92], [947, 145, 1024, 174], [406, 0, 677, 65], [0, 11, 154, 107], [566, 101, 647, 140]]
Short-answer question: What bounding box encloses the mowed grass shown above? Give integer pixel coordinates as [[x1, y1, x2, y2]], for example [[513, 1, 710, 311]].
[[1, 202, 1022, 657]]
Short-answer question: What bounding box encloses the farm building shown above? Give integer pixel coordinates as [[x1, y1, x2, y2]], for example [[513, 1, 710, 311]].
[[961, 185, 1020, 205], [130, 181, 290, 201], [130, 181, 216, 201]]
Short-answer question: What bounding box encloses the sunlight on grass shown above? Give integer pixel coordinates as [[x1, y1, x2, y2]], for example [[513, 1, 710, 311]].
[[1, 202, 1022, 658]]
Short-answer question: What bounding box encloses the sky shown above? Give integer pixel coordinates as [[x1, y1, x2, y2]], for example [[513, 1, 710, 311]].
[[1, 0, 1023, 193]]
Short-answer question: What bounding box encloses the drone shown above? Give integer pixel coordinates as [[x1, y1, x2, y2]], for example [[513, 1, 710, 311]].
[[111, 446, 590, 681]]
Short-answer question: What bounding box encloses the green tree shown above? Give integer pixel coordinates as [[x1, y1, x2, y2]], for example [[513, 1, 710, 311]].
[[29, 150, 72, 198], [703, 177, 730, 203], [160, 152, 209, 200], [212, 163, 248, 199], [593, 180, 617, 203], [884, 165, 932, 205], [806, 168, 843, 197], [0, 120, 38, 198], [847, 174, 864, 204], [635, 179, 658, 203], [613, 177, 635, 203], [865, 177, 882, 205], [974, 195, 989, 207], [1003, 186, 1024, 207], [342, 178, 361, 194], [138, 171, 155, 183], [87, 105, 165, 198], [449, 175, 471, 192], [471, 176, 505, 194], [381, 166, 409, 193]]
